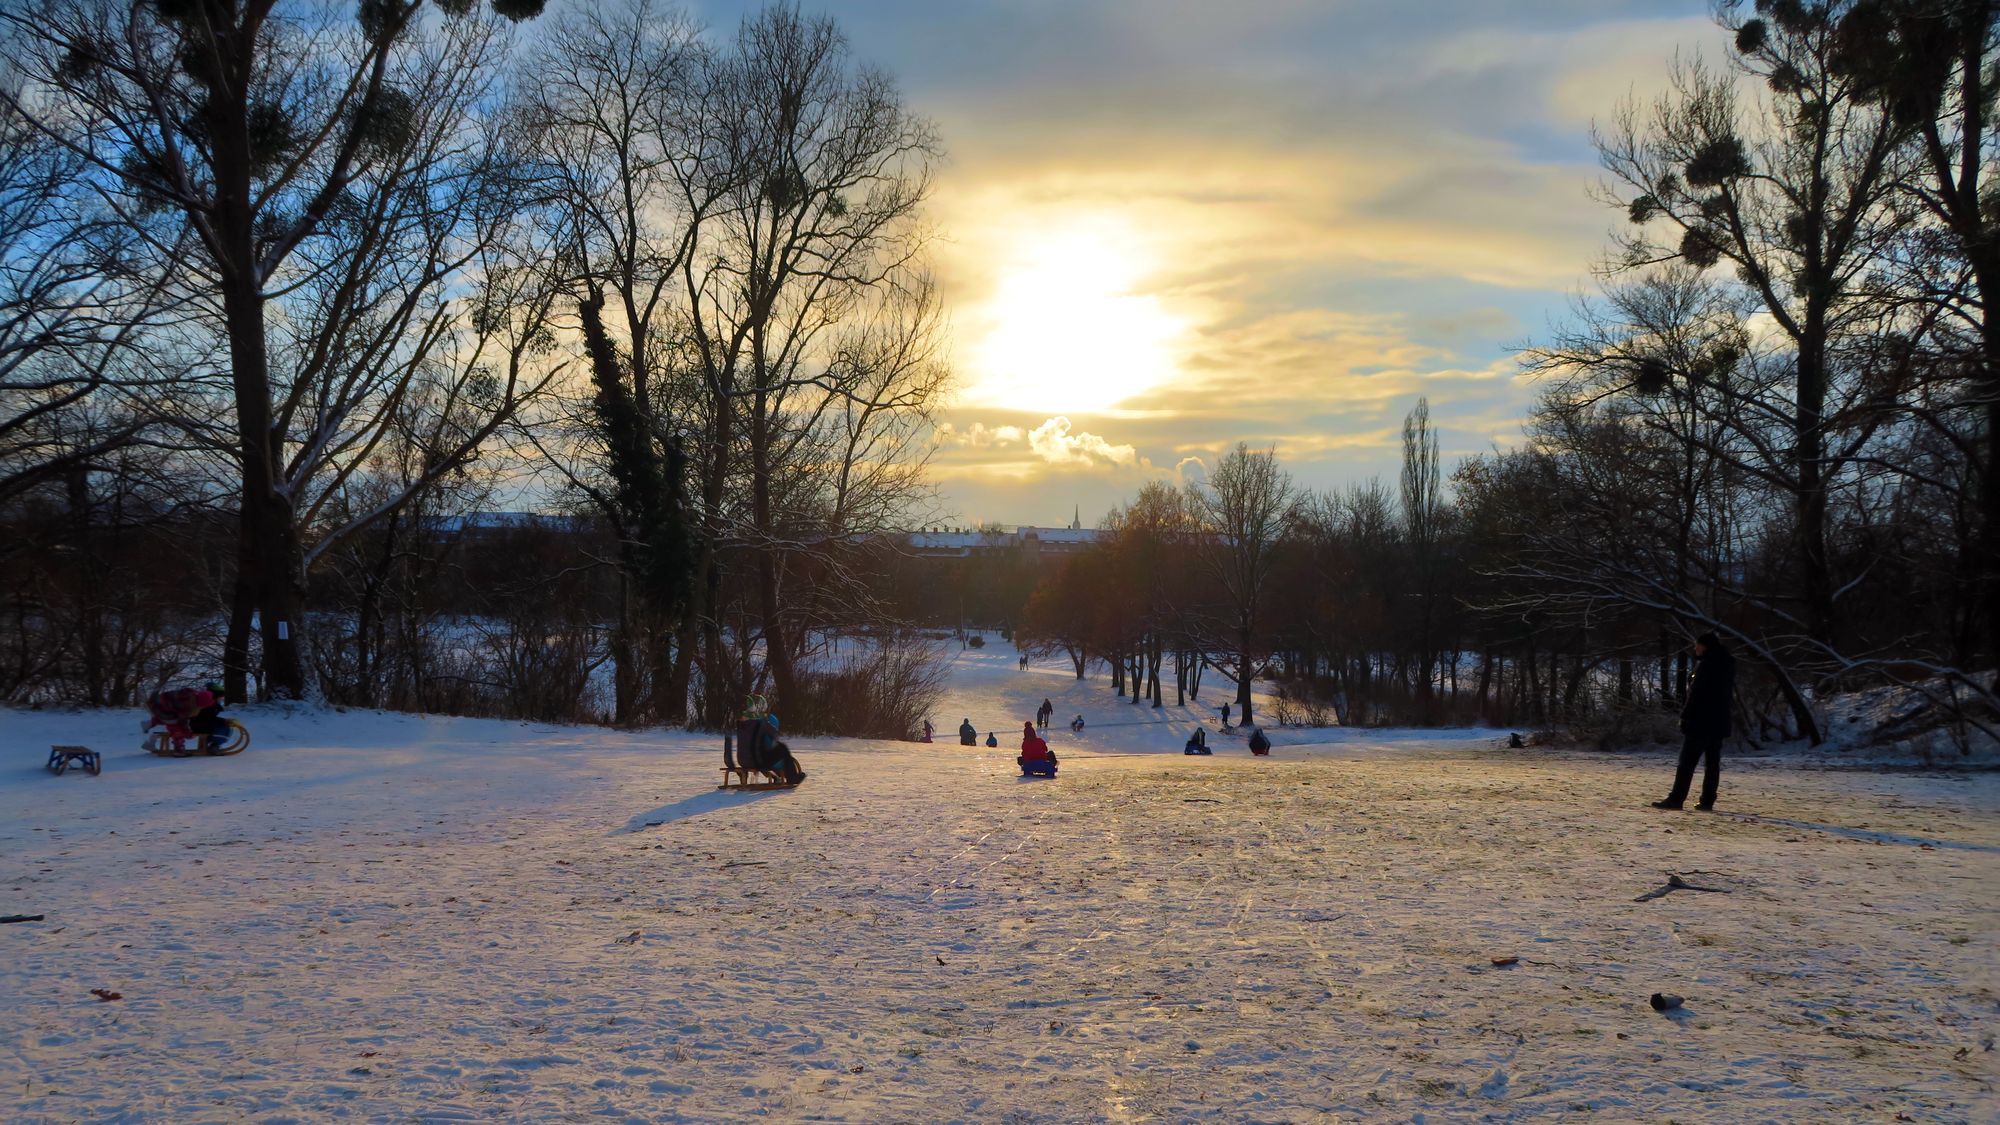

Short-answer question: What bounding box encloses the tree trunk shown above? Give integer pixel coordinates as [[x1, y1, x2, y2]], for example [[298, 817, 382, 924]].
[[64, 465, 105, 705], [202, 28, 305, 701], [751, 387, 795, 710], [1982, 292, 2000, 691], [610, 572, 638, 726], [1797, 304, 1835, 651], [1236, 619, 1254, 726]]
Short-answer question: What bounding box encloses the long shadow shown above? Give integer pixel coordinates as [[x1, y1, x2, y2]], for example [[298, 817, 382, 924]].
[[612, 787, 789, 835], [1724, 813, 2000, 853]]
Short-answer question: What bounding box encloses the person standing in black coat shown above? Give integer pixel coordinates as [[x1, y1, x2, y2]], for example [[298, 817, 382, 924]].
[[1654, 632, 1735, 811]]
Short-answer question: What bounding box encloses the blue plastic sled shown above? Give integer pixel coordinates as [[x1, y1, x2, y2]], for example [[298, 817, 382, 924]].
[[1019, 757, 1057, 778]]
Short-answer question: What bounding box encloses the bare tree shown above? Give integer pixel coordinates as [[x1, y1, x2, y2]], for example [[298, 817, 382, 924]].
[[1190, 443, 1295, 726], [1400, 397, 1445, 719], [681, 4, 942, 714], [1, 0, 550, 699], [0, 89, 191, 505], [520, 1, 947, 725], [1601, 4, 1912, 650]]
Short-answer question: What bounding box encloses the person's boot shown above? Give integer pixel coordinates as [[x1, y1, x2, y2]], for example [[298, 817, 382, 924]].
[[1694, 802, 1715, 811], [1650, 799, 1683, 810]]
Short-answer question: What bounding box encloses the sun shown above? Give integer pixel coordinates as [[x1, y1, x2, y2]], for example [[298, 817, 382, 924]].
[[964, 218, 1186, 413]]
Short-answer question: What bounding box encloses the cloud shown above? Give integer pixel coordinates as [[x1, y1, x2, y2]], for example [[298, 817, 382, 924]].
[[1027, 416, 1140, 467], [934, 421, 1026, 448], [678, 0, 1727, 522], [934, 415, 1147, 472]]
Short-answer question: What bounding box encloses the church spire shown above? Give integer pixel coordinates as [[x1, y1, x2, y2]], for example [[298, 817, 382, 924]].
[[1070, 505, 1082, 531]]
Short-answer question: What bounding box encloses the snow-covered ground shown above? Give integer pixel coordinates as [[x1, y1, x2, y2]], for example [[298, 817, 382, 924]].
[[3, 642, 1996, 1123]]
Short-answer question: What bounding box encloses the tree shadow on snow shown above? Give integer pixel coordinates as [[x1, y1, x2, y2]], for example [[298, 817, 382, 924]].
[[612, 787, 789, 835]]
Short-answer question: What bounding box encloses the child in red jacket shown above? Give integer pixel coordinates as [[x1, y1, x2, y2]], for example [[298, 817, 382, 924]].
[[1018, 721, 1056, 775]]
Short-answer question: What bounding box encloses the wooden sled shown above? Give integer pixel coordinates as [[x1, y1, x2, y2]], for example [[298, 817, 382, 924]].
[[147, 718, 250, 757], [718, 766, 801, 791], [719, 719, 802, 790], [48, 745, 101, 775]]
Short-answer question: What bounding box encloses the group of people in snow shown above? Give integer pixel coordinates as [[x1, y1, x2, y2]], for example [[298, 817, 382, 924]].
[[724, 633, 1729, 801]]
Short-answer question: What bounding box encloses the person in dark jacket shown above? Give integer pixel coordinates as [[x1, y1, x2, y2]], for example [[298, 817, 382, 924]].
[[734, 713, 806, 785], [959, 718, 977, 746], [188, 681, 230, 752], [1654, 632, 1734, 811]]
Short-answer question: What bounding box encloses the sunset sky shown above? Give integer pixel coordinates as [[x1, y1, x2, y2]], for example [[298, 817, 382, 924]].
[[695, 0, 1718, 526]]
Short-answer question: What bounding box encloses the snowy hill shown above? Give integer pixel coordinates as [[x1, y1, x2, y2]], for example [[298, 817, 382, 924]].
[[2, 644, 1996, 1122]]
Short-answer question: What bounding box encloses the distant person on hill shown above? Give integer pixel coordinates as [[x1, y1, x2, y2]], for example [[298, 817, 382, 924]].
[[1219, 701, 1232, 729], [959, 718, 977, 746], [921, 719, 934, 743], [1654, 632, 1735, 811], [1246, 725, 1271, 755], [1184, 728, 1211, 755], [985, 731, 998, 747], [1038, 699, 1054, 729], [1019, 654, 1028, 670], [1070, 714, 1085, 733]]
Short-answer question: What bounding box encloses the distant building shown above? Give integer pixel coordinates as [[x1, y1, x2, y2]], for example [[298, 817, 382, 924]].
[[905, 524, 1103, 560]]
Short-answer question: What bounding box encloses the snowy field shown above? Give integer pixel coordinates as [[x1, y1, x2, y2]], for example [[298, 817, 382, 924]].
[[3, 642, 1997, 1123]]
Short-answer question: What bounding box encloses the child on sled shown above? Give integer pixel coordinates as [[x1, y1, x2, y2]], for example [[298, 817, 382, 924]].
[[144, 682, 228, 755], [1018, 721, 1057, 776], [730, 708, 806, 786]]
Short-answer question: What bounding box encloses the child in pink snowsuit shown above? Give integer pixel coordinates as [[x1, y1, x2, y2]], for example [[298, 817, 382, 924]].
[[146, 685, 218, 752]]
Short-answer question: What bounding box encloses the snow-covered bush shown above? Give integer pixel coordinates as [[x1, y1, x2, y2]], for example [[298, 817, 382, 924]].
[[782, 632, 951, 739]]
